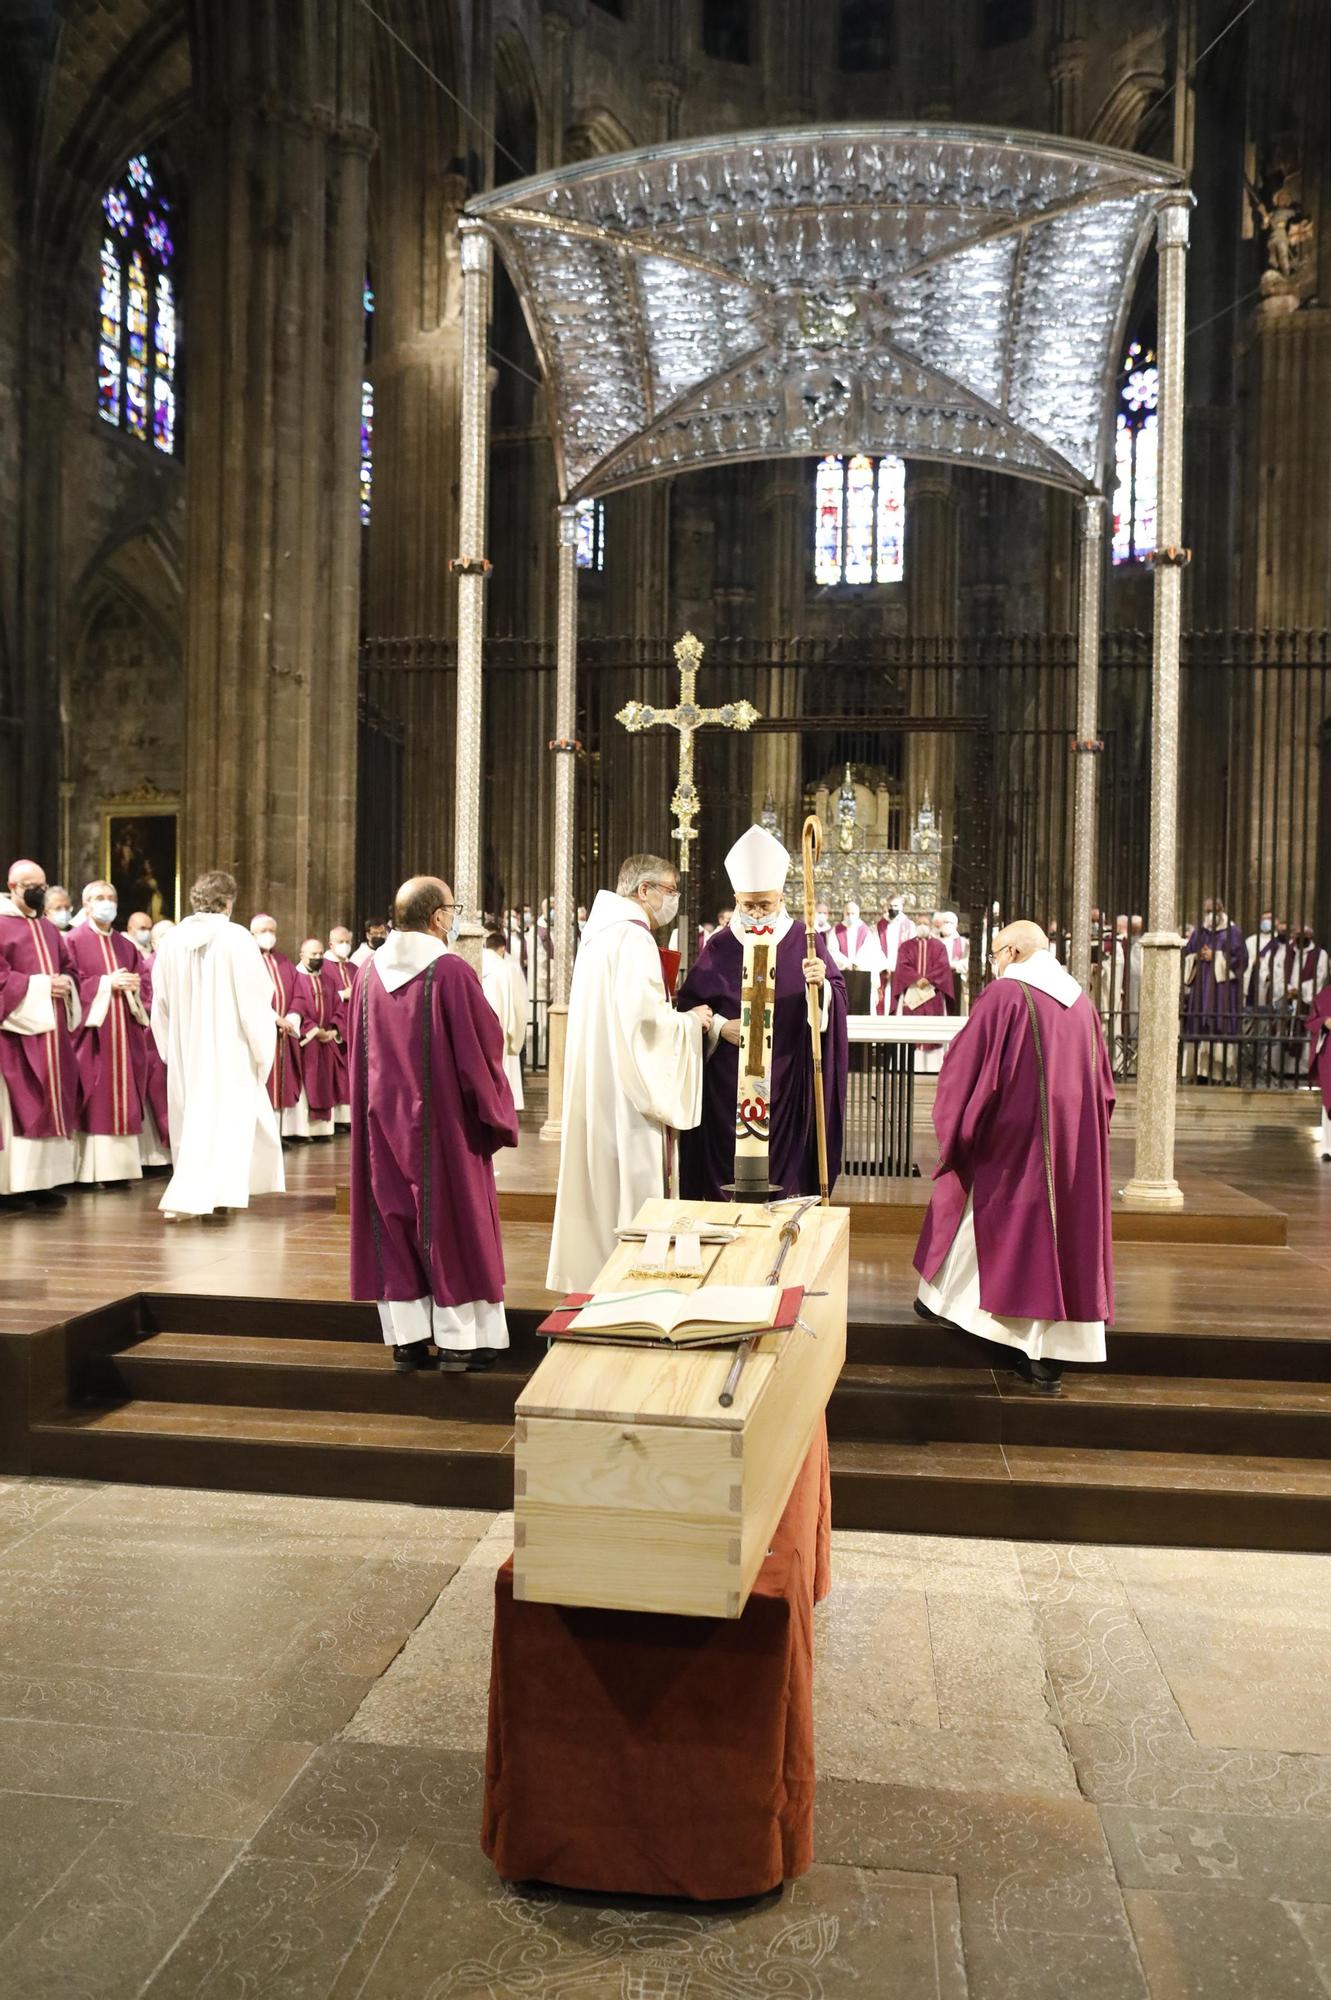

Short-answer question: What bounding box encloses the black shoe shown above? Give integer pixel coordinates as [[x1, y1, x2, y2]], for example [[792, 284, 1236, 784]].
[[32, 1190, 68, 1210], [392, 1340, 434, 1374], [1013, 1355, 1063, 1395]]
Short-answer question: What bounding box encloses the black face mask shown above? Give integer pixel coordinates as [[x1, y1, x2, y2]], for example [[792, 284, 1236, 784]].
[[22, 884, 46, 915], [307, 954, 325, 972]]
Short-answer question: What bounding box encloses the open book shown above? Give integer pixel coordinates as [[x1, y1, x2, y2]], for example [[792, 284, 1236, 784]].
[[538, 1284, 803, 1348]]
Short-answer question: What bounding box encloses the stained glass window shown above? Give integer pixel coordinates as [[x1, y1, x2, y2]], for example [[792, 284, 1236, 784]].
[[1111, 340, 1159, 565], [575, 497, 605, 571], [813, 454, 906, 585], [97, 154, 177, 454]]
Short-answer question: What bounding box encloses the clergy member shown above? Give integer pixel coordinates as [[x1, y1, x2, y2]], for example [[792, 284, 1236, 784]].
[[914, 920, 1114, 1395], [67, 879, 148, 1188], [481, 931, 526, 1113], [675, 824, 849, 1201], [250, 914, 305, 1135], [1182, 900, 1246, 1081], [350, 875, 518, 1372], [293, 938, 339, 1139], [150, 871, 284, 1219], [0, 859, 81, 1206], [547, 854, 710, 1293]]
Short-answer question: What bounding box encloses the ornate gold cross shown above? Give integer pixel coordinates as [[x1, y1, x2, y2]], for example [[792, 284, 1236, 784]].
[[616, 631, 761, 877], [741, 943, 773, 1074]]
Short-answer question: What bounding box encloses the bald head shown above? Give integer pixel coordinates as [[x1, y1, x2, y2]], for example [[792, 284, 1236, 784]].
[[394, 876, 456, 937], [993, 920, 1049, 967]]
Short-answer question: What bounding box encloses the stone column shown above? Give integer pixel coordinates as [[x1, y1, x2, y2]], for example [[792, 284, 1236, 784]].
[[452, 221, 493, 935], [1068, 497, 1105, 991], [541, 503, 579, 1142], [182, 2, 372, 942], [1124, 196, 1191, 1211]]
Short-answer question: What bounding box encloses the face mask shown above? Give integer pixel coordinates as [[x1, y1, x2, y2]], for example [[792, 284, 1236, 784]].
[[91, 899, 117, 926], [332, 941, 351, 959], [1260, 919, 1272, 934], [307, 954, 325, 972], [20, 884, 46, 916], [255, 932, 276, 952], [50, 909, 72, 930]]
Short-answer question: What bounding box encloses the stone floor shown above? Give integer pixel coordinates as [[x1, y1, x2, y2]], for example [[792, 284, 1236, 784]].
[[2, 1477, 1329, 1998]]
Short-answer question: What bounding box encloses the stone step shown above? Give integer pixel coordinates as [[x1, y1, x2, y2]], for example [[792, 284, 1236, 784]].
[[831, 1363, 1331, 1456], [829, 1439, 1331, 1552]]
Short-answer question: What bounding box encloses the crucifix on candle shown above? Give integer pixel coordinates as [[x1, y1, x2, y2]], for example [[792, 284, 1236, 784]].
[[616, 631, 761, 972]]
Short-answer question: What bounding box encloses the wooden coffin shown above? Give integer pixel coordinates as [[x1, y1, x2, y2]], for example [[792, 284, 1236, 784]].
[[513, 1197, 849, 1619]]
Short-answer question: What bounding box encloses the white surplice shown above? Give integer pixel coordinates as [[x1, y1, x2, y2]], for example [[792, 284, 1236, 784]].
[[546, 890, 704, 1293], [150, 914, 285, 1216], [481, 947, 526, 1113]]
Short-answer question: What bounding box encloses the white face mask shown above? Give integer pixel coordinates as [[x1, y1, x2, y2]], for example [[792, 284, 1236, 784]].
[[255, 931, 276, 952], [91, 898, 117, 927], [49, 908, 72, 930], [332, 941, 351, 959]]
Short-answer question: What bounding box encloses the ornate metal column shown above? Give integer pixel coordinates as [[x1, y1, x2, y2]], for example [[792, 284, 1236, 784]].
[[540, 502, 579, 1142], [452, 220, 493, 929], [1069, 496, 1105, 991], [1124, 194, 1191, 1210], [552, 504, 579, 1004]]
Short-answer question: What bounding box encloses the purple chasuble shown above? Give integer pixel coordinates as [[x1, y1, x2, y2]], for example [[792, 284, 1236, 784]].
[[0, 912, 80, 1140], [66, 923, 147, 1137], [259, 950, 304, 1110], [1182, 923, 1246, 1032], [889, 935, 955, 1016], [1308, 990, 1331, 1112], [349, 952, 518, 1307], [913, 977, 1115, 1323], [293, 967, 338, 1118], [676, 923, 849, 1201]]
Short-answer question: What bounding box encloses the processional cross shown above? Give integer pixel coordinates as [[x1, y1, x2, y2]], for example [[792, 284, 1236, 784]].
[[616, 631, 761, 969]]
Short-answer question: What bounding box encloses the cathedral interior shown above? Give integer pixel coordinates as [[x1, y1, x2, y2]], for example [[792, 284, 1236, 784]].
[[0, 0, 1328, 936]]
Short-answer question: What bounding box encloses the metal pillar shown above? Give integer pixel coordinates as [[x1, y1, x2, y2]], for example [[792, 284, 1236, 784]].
[[452, 221, 493, 928], [1069, 496, 1105, 992], [552, 503, 579, 1006], [1123, 194, 1191, 1210]]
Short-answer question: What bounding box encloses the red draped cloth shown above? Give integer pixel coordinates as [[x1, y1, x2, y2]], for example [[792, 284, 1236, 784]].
[[482, 1421, 831, 1902]]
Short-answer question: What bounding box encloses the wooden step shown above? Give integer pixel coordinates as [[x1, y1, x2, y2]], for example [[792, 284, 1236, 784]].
[[830, 1439, 1331, 1552], [831, 1363, 1331, 1456], [107, 1333, 533, 1421], [29, 1401, 516, 1508]]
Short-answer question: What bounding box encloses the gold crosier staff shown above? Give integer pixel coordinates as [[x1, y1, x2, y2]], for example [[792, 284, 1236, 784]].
[[802, 814, 830, 1206]]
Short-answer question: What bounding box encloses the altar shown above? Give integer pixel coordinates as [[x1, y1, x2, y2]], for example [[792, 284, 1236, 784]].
[[843, 1015, 967, 1178]]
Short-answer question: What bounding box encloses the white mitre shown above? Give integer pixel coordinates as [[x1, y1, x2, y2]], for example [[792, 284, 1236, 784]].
[[725, 823, 791, 893]]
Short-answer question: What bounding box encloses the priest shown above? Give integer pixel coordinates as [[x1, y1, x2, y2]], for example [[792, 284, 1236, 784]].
[[293, 938, 339, 1139], [547, 854, 710, 1293], [1182, 900, 1246, 1081], [349, 875, 518, 1372], [149, 870, 284, 1219], [67, 878, 148, 1188], [914, 920, 1114, 1395], [0, 859, 82, 1205], [481, 930, 526, 1113], [250, 914, 305, 1136], [676, 824, 848, 1201]]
